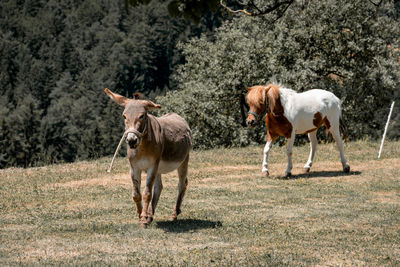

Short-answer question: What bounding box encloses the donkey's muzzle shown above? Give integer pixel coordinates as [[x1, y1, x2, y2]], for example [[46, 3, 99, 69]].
[[126, 132, 139, 149]]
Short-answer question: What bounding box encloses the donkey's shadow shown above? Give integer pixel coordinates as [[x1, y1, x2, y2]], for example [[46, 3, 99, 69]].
[[277, 170, 361, 180], [156, 218, 222, 233]]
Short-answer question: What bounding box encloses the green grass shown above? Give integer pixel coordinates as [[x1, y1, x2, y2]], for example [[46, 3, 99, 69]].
[[1, 140, 399, 266]]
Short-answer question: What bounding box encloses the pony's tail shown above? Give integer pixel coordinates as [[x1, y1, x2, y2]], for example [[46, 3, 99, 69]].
[[339, 117, 348, 142]]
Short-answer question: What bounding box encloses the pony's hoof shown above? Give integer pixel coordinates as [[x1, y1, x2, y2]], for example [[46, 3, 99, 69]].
[[343, 164, 350, 173], [262, 170, 269, 177], [304, 167, 310, 173]]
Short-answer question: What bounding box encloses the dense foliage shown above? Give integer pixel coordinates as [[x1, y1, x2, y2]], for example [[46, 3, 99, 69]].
[[157, 0, 400, 149], [0, 0, 222, 168], [1, 0, 399, 168]]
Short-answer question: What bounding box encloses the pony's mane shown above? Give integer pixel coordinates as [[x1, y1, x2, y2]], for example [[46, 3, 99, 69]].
[[246, 84, 282, 115], [266, 84, 281, 115]]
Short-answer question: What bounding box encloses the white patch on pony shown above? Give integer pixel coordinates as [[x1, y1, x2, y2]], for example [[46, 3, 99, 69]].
[[279, 87, 341, 134]]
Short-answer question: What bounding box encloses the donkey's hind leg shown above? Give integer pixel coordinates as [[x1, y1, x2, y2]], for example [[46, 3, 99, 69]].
[[171, 155, 189, 221], [304, 131, 317, 172], [329, 124, 350, 173]]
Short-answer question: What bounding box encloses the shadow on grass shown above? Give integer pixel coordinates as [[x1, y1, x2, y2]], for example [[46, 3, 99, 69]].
[[155, 218, 222, 233], [277, 170, 362, 180]]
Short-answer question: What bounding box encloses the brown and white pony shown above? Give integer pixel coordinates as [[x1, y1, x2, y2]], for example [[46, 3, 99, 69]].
[[105, 88, 192, 227], [246, 84, 350, 177]]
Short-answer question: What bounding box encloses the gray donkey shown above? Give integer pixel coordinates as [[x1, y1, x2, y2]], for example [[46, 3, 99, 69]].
[[105, 88, 192, 227]]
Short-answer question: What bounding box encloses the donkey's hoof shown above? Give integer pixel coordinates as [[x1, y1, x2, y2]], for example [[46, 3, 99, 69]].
[[139, 216, 153, 228], [262, 170, 269, 177], [144, 216, 153, 224], [285, 172, 292, 178], [140, 215, 151, 224], [170, 215, 177, 222], [343, 165, 350, 173]]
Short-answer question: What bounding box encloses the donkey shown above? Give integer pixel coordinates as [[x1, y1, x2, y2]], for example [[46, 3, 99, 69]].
[[246, 84, 350, 177], [105, 88, 192, 226]]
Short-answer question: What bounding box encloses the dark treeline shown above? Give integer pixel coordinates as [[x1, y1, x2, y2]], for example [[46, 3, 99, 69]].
[[0, 0, 223, 168], [1, 0, 399, 169]]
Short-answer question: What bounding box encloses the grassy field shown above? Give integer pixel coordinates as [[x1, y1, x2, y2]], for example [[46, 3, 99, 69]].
[[1, 140, 399, 266]]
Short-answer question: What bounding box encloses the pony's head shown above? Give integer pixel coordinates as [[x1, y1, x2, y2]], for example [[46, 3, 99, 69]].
[[245, 84, 280, 127]]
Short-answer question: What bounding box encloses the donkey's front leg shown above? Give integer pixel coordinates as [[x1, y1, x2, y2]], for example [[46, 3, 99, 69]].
[[285, 132, 296, 177], [130, 166, 142, 218], [261, 138, 274, 176], [140, 164, 159, 226]]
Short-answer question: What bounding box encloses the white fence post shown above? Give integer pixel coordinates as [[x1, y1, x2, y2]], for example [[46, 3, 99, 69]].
[[378, 101, 395, 159]]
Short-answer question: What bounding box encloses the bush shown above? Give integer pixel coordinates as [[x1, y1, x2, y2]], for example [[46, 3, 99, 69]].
[[157, 0, 400, 149]]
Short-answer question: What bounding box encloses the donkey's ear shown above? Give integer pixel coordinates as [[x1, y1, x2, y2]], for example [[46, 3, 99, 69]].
[[104, 88, 130, 106], [144, 100, 161, 111]]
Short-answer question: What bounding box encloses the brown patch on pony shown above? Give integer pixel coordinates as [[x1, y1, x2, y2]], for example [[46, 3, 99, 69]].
[[265, 113, 293, 139], [313, 112, 323, 127], [313, 112, 331, 129]]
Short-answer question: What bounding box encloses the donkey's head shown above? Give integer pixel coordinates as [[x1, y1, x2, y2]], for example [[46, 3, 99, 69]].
[[104, 88, 161, 149]]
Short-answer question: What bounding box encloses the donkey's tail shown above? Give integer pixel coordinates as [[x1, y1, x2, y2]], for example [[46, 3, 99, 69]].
[[339, 117, 348, 141]]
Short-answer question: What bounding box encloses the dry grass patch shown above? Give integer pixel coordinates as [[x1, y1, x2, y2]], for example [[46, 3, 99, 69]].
[[1, 140, 399, 266]]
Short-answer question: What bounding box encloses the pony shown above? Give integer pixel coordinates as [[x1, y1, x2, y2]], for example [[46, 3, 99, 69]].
[[246, 84, 350, 177], [105, 88, 192, 227]]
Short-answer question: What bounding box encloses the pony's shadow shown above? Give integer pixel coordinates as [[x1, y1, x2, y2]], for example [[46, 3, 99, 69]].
[[277, 170, 362, 180], [155, 218, 222, 233]]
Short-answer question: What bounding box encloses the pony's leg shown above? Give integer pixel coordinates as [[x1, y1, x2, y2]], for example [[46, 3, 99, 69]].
[[149, 174, 163, 219], [329, 126, 350, 173], [304, 131, 317, 172], [130, 166, 142, 218], [140, 164, 159, 226], [171, 154, 189, 221], [285, 131, 296, 177], [261, 138, 274, 176]]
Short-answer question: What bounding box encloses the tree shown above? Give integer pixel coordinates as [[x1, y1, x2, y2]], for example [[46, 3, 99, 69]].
[[125, 0, 296, 23], [157, 0, 400, 149], [0, 0, 224, 167], [3, 95, 42, 167]]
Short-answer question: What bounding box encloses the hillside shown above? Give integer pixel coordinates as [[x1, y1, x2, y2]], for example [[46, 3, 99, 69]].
[[1, 141, 399, 265]]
